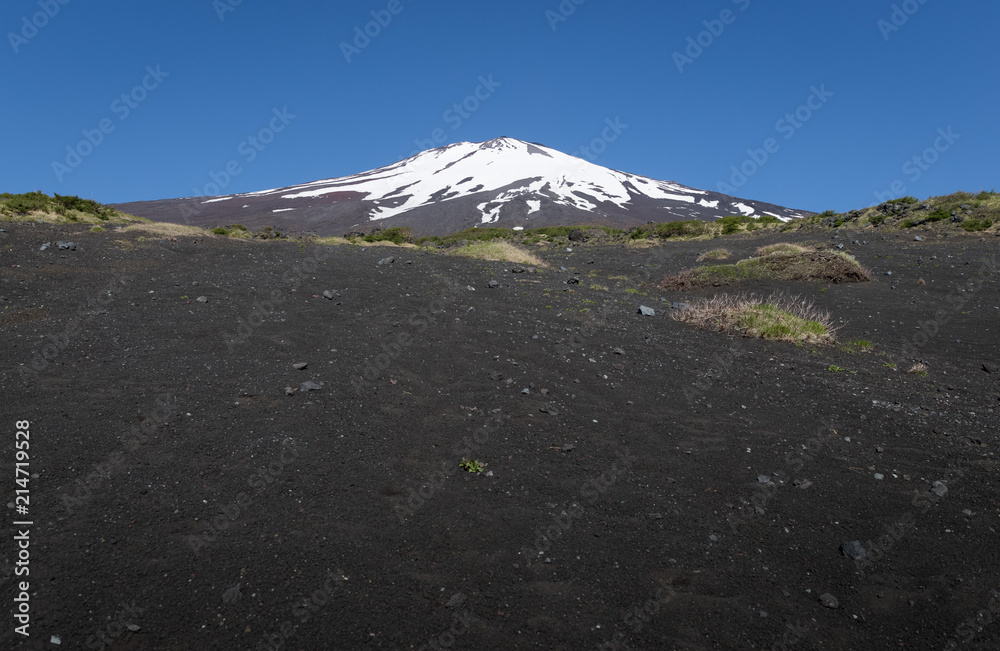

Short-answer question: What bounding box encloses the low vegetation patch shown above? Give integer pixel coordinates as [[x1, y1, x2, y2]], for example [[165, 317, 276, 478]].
[[672, 293, 836, 344], [755, 243, 811, 256], [661, 247, 871, 290], [1, 191, 136, 224], [123, 222, 209, 238], [840, 339, 874, 354], [450, 241, 546, 266], [697, 248, 732, 262]]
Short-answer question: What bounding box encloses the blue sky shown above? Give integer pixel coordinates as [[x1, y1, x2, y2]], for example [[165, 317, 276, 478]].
[[2, 0, 997, 212]]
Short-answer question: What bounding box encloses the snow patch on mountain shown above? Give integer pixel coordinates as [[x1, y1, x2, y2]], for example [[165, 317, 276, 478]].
[[255, 137, 707, 222]]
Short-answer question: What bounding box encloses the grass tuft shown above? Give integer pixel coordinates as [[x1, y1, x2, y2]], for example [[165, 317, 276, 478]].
[[450, 241, 546, 266], [697, 248, 732, 262], [661, 248, 871, 290], [672, 293, 837, 344]]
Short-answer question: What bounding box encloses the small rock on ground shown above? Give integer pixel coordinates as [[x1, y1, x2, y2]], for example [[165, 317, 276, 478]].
[[819, 593, 839, 609]]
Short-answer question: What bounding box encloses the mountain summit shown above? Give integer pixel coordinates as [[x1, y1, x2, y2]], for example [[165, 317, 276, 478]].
[[113, 137, 810, 236]]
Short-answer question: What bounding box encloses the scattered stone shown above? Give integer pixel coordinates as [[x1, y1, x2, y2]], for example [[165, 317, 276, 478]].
[[841, 540, 868, 560], [292, 363, 308, 371], [511, 266, 525, 274], [819, 593, 839, 609], [757, 474, 775, 485], [300, 381, 321, 392], [931, 481, 948, 498], [612, 347, 625, 355], [561, 443, 576, 452], [885, 271, 893, 276], [39, 242, 51, 251], [521, 388, 530, 395], [709, 534, 718, 542], [559, 266, 568, 272], [127, 624, 141, 632], [378, 256, 396, 266], [540, 404, 560, 416], [56, 241, 76, 250], [876, 446, 885, 453], [792, 479, 813, 489], [567, 277, 580, 285], [568, 229, 586, 242], [914, 236, 924, 242], [670, 302, 690, 311], [488, 279, 499, 289], [983, 363, 998, 374], [322, 290, 340, 300], [51, 636, 62, 645], [466, 285, 476, 291], [489, 371, 502, 381], [284, 387, 295, 396], [874, 473, 885, 480], [195, 296, 208, 303], [638, 306, 656, 317], [837, 244, 845, 250], [963, 509, 973, 516]]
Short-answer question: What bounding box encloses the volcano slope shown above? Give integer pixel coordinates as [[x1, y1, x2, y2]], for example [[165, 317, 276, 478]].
[[1, 221, 999, 650]]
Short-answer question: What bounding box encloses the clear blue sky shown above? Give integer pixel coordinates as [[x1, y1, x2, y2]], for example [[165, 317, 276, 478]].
[[2, 0, 997, 212]]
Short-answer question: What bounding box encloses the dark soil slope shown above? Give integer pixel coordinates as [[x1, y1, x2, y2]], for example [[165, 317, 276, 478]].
[[2, 222, 998, 650]]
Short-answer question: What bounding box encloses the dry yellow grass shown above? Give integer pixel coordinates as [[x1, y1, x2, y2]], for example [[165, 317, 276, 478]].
[[673, 293, 837, 344], [697, 248, 732, 262], [450, 241, 546, 266], [754, 242, 813, 256], [123, 222, 212, 238]]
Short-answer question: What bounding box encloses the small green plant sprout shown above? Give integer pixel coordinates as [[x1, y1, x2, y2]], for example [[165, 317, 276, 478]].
[[840, 339, 874, 354], [459, 459, 486, 473], [828, 365, 846, 373], [908, 363, 929, 376], [884, 362, 898, 370]]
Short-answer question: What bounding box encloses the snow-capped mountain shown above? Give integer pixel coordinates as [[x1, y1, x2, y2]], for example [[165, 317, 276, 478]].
[[113, 137, 810, 236]]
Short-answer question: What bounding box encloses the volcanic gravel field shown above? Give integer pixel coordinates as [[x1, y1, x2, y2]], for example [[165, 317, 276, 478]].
[[2, 221, 999, 650]]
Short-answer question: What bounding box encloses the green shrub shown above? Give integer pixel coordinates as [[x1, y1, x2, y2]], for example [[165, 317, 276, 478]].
[[363, 226, 413, 245], [896, 196, 919, 204], [211, 227, 230, 235], [869, 214, 886, 226], [960, 218, 994, 232], [925, 208, 950, 222]]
